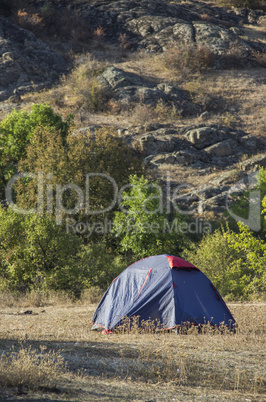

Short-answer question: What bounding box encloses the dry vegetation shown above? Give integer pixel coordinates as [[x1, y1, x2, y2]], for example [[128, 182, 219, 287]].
[[0, 2, 265, 400], [22, 37, 266, 141], [0, 296, 265, 401]]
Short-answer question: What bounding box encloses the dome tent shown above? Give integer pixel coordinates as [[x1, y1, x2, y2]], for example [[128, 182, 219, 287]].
[[92, 255, 236, 332]]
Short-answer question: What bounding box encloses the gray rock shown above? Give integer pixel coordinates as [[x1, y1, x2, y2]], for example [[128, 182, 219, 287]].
[[258, 16, 266, 26], [240, 154, 266, 171], [204, 139, 234, 157], [139, 133, 177, 155], [238, 134, 257, 152], [99, 66, 198, 114], [0, 16, 67, 101], [164, 154, 176, 164], [199, 185, 230, 201], [126, 15, 177, 37], [172, 22, 195, 45], [209, 169, 244, 187], [174, 150, 197, 165], [129, 123, 265, 174], [124, 119, 266, 217], [85, 0, 266, 59], [184, 126, 219, 149], [99, 67, 143, 90], [194, 22, 250, 55]]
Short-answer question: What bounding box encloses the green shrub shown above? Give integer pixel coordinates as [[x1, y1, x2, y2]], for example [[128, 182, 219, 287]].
[[63, 57, 110, 111], [77, 243, 125, 289], [183, 223, 266, 300], [14, 126, 145, 235], [227, 167, 266, 237], [0, 207, 84, 298], [224, 223, 266, 299], [0, 104, 73, 196], [112, 175, 189, 259]]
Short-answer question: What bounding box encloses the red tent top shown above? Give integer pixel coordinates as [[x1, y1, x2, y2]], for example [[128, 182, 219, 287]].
[[166, 255, 200, 271]]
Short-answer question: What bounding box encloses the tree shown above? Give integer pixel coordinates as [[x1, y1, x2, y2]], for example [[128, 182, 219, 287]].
[[0, 206, 84, 298], [13, 127, 145, 238], [112, 175, 189, 259], [261, 167, 266, 224], [224, 222, 266, 299], [0, 104, 73, 198]]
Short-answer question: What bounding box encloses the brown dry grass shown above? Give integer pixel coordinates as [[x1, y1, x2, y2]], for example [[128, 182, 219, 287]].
[[20, 26, 266, 136], [0, 298, 265, 401], [20, 50, 266, 193]]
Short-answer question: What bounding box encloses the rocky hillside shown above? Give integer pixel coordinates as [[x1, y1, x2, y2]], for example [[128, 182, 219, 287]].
[[0, 0, 266, 219], [84, 0, 266, 54]]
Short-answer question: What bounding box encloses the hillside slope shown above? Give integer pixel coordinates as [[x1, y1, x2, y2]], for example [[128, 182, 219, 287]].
[[0, 0, 266, 219]]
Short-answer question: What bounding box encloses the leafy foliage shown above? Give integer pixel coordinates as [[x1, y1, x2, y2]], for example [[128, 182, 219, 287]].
[[14, 126, 145, 232], [77, 243, 125, 289], [112, 175, 189, 259], [261, 168, 266, 221], [183, 223, 266, 300], [0, 104, 73, 197], [0, 206, 83, 298], [224, 223, 266, 299]]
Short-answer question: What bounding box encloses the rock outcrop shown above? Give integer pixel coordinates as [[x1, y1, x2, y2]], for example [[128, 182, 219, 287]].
[[128, 123, 265, 169], [84, 0, 266, 56], [0, 16, 67, 101], [98, 66, 199, 115], [121, 123, 266, 215]]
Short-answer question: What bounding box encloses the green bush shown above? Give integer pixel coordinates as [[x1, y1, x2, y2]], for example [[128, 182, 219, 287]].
[[224, 223, 266, 299], [227, 167, 266, 237], [0, 207, 84, 298], [77, 243, 125, 289], [112, 175, 189, 259], [0, 104, 73, 196], [183, 223, 266, 300]]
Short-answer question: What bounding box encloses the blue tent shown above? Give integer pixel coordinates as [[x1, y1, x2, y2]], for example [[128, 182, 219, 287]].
[[92, 255, 236, 332]]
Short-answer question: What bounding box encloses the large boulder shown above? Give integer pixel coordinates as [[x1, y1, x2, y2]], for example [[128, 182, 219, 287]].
[[99, 66, 199, 114], [184, 126, 228, 149], [204, 139, 235, 157]]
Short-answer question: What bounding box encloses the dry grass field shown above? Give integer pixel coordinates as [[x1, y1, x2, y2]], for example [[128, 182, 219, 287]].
[[0, 298, 265, 401]]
